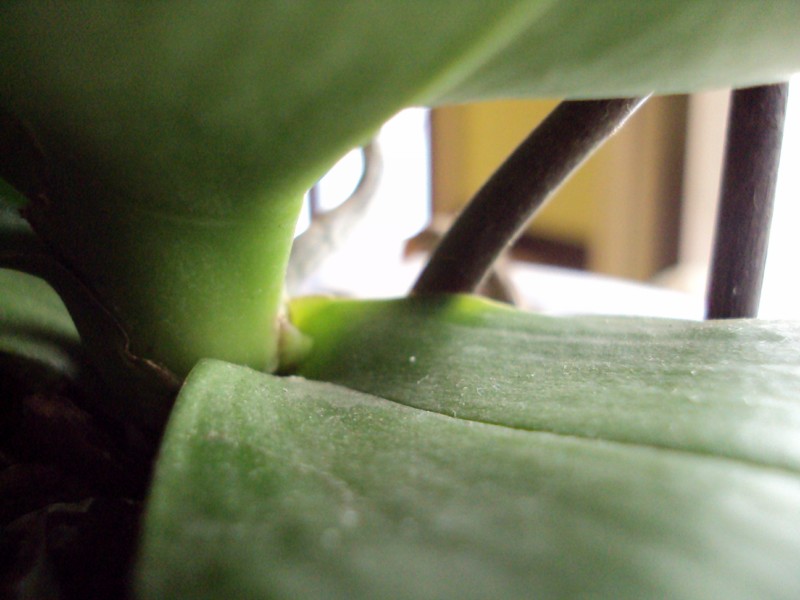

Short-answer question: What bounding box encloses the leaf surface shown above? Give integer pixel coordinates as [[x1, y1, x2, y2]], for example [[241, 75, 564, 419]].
[[3, 1, 798, 216], [292, 296, 800, 472], [0, 266, 80, 380], [137, 298, 800, 599]]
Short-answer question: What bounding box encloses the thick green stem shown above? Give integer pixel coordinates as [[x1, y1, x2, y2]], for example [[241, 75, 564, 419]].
[[24, 191, 305, 378], [2, 111, 306, 379]]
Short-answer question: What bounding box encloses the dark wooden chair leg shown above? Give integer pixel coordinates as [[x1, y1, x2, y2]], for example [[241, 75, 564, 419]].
[[412, 97, 647, 296], [706, 83, 789, 319]]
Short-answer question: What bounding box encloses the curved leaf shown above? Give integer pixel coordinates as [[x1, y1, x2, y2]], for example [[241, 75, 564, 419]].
[[3, 2, 798, 215], [0, 267, 80, 382], [137, 299, 800, 598]]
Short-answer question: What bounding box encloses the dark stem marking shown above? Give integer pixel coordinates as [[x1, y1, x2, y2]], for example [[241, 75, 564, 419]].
[[412, 96, 649, 295], [706, 83, 789, 319]]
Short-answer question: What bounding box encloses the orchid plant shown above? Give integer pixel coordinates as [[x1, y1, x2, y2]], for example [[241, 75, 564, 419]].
[[2, 3, 800, 598]]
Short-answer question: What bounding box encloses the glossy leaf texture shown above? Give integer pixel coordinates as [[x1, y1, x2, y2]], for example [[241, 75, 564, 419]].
[[137, 297, 800, 599], [2, 2, 800, 377]]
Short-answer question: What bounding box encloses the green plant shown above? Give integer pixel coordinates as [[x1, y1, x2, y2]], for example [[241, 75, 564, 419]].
[[2, 3, 800, 598]]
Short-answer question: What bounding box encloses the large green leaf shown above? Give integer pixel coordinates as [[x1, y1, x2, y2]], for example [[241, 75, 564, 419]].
[[2, 2, 800, 377], [292, 296, 800, 472], [4, 2, 796, 215], [137, 297, 800, 598]]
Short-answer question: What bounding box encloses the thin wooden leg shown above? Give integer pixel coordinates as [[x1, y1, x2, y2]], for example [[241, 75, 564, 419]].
[[706, 83, 789, 319]]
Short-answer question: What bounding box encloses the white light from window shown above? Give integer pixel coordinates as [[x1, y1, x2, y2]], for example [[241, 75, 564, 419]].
[[760, 76, 800, 319]]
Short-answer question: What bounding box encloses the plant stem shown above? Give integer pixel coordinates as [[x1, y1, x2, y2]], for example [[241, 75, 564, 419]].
[[706, 83, 789, 319], [412, 96, 648, 295]]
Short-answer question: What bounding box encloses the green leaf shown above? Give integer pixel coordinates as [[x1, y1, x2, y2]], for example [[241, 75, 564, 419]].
[[2, 2, 800, 377], [0, 267, 80, 380], [0, 176, 27, 209], [437, 1, 800, 102], [137, 298, 800, 598], [291, 296, 800, 472]]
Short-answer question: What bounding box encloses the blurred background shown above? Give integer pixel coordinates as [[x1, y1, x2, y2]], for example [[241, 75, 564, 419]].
[[293, 78, 800, 321]]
